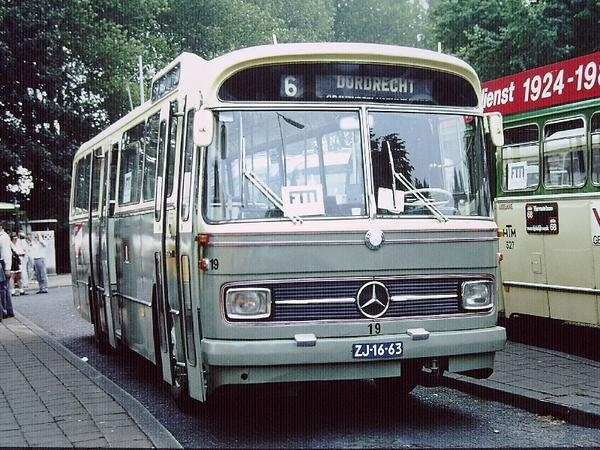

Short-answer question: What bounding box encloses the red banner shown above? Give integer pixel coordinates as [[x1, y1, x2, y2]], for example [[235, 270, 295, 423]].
[[481, 52, 600, 116]]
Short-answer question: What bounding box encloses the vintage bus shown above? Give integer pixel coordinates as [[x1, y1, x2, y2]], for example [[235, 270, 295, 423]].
[[483, 52, 600, 327], [70, 43, 506, 409]]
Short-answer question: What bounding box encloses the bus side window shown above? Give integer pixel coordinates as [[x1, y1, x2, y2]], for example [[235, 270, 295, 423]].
[[108, 143, 118, 217], [543, 118, 586, 189], [91, 148, 102, 212], [591, 113, 600, 185], [502, 124, 539, 191], [72, 154, 92, 216], [119, 122, 145, 205], [181, 109, 196, 222], [143, 112, 161, 202]]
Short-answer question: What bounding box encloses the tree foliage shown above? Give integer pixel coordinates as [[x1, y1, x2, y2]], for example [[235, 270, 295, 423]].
[[158, 0, 335, 59], [428, 0, 600, 81], [334, 0, 428, 48]]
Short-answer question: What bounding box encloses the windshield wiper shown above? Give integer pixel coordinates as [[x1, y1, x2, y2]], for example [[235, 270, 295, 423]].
[[385, 141, 448, 223], [241, 137, 302, 224]]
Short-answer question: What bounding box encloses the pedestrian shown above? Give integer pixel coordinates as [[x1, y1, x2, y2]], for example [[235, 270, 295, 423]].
[[18, 231, 30, 287], [24, 235, 34, 281], [0, 223, 15, 319], [10, 233, 27, 295], [32, 232, 49, 294]]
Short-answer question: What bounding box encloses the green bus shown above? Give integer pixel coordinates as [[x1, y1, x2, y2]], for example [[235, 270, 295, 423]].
[[483, 51, 600, 326]]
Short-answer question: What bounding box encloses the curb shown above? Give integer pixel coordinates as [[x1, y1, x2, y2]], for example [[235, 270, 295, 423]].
[[14, 311, 182, 449], [443, 372, 600, 429]]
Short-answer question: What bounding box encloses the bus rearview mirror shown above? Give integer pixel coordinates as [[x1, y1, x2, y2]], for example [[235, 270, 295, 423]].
[[485, 112, 504, 147], [193, 109, 214, 147]]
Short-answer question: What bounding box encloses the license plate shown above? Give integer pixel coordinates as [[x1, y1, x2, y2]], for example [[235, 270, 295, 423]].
[[352, 341, 403, 359]]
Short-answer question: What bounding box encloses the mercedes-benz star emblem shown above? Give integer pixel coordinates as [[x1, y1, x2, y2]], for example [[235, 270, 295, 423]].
[[365, 228, 385, 250], [356, 281, 390, 318]]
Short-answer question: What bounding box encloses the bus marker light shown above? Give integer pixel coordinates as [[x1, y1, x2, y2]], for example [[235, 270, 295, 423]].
[[498, 253, 504, 262], [196, 234, 210, 245], [199, 258, 209, 270], [497, 230, 504, 237]]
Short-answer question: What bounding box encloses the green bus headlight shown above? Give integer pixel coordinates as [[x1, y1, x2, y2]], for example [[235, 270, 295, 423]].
[[226, 288, 271, 319], [461, 280, 494, 310]]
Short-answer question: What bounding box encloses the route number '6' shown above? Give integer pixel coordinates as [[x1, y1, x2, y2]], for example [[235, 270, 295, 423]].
[[284, 76, 299, 97]]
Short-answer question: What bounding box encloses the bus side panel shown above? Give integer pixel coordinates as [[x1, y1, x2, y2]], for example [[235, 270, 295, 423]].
[[115, 210, 157, 362], [496, 201, 550, 318], [543, 198, 599, 324], [71, 220, 92, 323]]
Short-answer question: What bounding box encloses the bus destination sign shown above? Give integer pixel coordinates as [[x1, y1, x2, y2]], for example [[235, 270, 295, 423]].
[[525, 202, 559, 235], [280, 74, 433, 102], [481, 52, 600, 116]]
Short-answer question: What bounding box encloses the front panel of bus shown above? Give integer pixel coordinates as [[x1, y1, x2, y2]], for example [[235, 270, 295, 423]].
[[189, 60, 505, 396]]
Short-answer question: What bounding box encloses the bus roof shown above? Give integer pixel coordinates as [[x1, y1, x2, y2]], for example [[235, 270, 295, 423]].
[[76, 43, 482, 159], [205, 43, 480, 100]]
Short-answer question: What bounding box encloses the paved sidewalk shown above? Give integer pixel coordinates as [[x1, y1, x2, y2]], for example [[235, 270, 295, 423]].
[[0, 287, 181, 447], [444, 340, 600, 429]]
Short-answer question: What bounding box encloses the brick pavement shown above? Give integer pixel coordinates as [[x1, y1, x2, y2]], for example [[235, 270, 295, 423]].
[[0, 313, 181, 447], [444, 340, 600, 429]]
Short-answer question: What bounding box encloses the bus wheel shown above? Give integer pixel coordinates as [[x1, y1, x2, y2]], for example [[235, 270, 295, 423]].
[[94, 322, 111, 355], [170, 366, 194, 412], [90, 292, 110, 355]]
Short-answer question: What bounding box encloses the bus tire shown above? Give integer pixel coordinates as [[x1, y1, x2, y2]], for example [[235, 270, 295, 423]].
[[90, 288, 110, 355], [151, 286, 163, 369], [170, 371, 195, 413]]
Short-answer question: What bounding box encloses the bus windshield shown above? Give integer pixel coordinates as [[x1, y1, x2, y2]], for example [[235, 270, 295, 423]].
[[203, 110, 491, 222]]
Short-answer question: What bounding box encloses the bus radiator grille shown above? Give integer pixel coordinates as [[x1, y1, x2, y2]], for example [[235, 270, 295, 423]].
[[271, 278, 460, 321]]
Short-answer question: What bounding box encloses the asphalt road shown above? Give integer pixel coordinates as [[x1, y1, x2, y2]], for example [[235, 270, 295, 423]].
[[12, 286, 600, 448]]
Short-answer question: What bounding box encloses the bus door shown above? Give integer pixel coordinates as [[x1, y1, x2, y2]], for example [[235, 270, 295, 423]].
[[175, 106, 202, 401], [88, 146, 111, 352], [154, 100, 189, 392], [99, 142, 121, 348]]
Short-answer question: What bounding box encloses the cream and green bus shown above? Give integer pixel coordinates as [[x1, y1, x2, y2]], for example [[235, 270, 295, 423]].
[[70, 43, 506, 409], [483, 51, 600, 327]]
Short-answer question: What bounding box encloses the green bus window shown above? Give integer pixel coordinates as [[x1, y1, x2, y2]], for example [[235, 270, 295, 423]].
[[591, 113, 600, 185], [501, 124, 539, 191], [543, 118, 586, 189]]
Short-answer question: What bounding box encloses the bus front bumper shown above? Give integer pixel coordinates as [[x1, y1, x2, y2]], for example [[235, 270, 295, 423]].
[[201, 326, 506, 388]]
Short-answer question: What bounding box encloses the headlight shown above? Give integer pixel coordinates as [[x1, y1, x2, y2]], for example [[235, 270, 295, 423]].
[[461, 280, 494, 310], [225, 288, 271, 319]]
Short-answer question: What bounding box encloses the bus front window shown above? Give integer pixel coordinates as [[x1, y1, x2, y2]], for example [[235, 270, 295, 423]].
[[369, 112, 491, 218], [204, 110, 365, 222]]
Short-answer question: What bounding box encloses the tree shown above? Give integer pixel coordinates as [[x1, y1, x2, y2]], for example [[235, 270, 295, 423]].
[[0, 0, 173, 271], [334, 0, 429, 48], [158, 0, 335, 59], [428, 0, 600, 81]]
